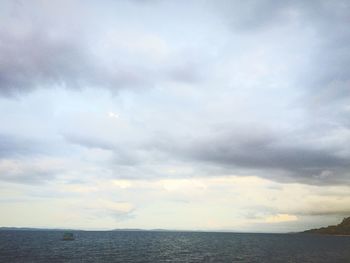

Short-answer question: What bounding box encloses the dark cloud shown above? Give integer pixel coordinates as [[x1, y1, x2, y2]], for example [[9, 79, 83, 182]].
[[187, 130, 349, 184], [0, 0, 203, 97], [0, 29, 202, 97], [296, 209, 350, 217], [62, 123, 350, 185], [0, 29, 150, 96], [133, 125, 348, 185]]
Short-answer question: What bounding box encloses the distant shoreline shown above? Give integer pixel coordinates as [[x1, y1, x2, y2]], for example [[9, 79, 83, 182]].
[[302, 217, 350, 236], [0, 227, 290, 234]]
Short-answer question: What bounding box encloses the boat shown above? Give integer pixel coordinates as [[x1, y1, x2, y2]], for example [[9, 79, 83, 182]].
[[62, 232, 75, 241]]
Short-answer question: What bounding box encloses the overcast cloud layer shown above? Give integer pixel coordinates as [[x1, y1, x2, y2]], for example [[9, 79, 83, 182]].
[[0, 0, 349, 231]]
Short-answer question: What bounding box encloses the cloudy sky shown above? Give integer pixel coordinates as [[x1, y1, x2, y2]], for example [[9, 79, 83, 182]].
[[0, 0, 349, 232]]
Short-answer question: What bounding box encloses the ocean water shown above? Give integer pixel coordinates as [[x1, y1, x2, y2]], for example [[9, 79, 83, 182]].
[[1, 230, 350, 262]]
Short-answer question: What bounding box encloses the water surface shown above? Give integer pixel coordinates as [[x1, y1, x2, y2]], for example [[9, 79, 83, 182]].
[[1, 230, 349, 262]]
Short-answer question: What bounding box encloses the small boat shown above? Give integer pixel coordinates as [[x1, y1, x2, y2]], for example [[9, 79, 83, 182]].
[[62, 232, 75, 241]]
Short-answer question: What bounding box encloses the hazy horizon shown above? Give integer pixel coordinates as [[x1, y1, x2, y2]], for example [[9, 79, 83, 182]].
[[0, 0, 349, 233], [0, 225, 312, 233]]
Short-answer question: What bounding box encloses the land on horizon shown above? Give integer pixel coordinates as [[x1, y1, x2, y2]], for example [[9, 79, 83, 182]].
[[3, 217, 350, 235], [303, 217, 350, 235], [0, 226, 291, 234]]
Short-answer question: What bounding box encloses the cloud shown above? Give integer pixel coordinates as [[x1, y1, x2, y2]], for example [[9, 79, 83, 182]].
[[87, 200, 135, 222], [64, 133, 115, 151], [0, 0, 350, 233], [0, 0, 204, 97], [0, 158, 66, 184], [214, 0, 295, 31], [185, 129, 350, 184], [296, 209, 350, 217], [0, 30, 91, 96], [60, 115, 350, 185], [264, 214, 298, 223], [0, 28, 158, 96], [0, 134, 48, 158], [214, 0, 350, 110]]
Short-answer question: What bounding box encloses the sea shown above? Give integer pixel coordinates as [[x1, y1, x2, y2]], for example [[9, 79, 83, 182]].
[[1, 230, 350, 262]]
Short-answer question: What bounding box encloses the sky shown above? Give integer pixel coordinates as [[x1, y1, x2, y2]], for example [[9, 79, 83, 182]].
[[0, 0, 349, 232]]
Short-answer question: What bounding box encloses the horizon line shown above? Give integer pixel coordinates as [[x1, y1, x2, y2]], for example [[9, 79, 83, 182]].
[[0, 226, 297, 234]]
